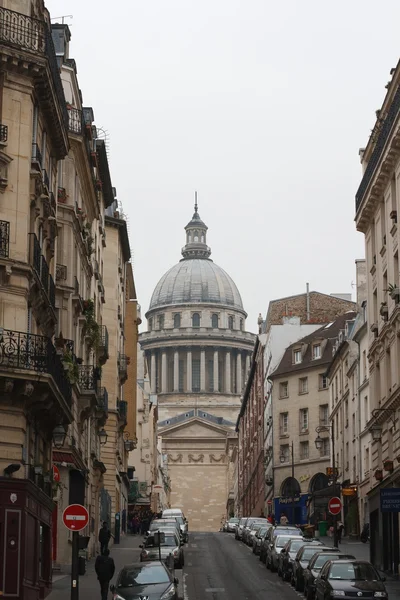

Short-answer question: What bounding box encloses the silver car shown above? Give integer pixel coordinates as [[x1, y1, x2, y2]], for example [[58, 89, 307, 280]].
[[235, 517, 248, 540], [140, 532, 184, 568], [267, 534, 303, 572], [244, 519, 269, 546], [226, 517, 240, 533]]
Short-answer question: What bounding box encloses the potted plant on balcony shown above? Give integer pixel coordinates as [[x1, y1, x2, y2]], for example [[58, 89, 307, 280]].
[[61, 348, 79, 384], [82, 298, 100, 351]]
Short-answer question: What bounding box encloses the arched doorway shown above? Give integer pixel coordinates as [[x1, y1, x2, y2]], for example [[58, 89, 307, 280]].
[[278, 477, 302, 525], [308, 472, 330, 525]]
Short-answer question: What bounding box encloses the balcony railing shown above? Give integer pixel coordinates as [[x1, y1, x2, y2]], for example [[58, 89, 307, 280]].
[[117, 399, 127, 421], [356, 84, 400, 212], [56, 264, 67, 282], [98, 325, 109, 361], [0, 220, 10, 258], [42, 168, 49, 189], [118, 353, 128, 382], [0, 124, 8, 143], [0, 329, 71, 406], [93, 259, 99, 279], [74, 276, 79, 295], [68, 107, 83, 135], [29, 233, 56, 310], [98, 387, 109, 412], [78, 365, 100, 392], [31, 143, 43, 168], [49, 191, 56, 211], [0, 7, 68, 128]]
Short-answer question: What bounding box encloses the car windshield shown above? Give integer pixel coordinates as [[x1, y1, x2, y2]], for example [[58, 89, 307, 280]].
[[274, 528, 301, 537], [302, 547, 320, 560], [229, 518, 239, 523], [329, 563, 380, 581], [289, 540, 306, 552], [118, 565, 170, 587], [145, 535, 177, 548], [175, 517, 185, 525], [276, 536, 295, 548], [313, 554, 343, 569], [256, 527, 268, 536]]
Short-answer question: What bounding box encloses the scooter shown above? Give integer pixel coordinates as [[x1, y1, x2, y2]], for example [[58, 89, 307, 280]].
[[360, 523, 369, 543]]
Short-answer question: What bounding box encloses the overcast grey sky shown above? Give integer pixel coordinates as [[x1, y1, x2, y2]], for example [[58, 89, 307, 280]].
[[48, 0, 400, 332]]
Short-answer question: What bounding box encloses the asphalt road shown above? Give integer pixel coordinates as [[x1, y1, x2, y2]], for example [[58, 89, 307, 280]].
[[184, 532, 303, 600]]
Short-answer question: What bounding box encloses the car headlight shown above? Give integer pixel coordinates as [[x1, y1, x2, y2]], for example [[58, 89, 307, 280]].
[[374, 594, 387, 598], [331, 592, 345, 597], [161, 584, 176, 600], [140, 550, 149, 557], [173, 548, 179, 557]]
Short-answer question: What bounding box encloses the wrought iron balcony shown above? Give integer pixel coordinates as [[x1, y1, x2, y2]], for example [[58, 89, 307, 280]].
[[55, 337, 74, 354], [93, 259, 99, 279], [42, 169, 49, 190], [31, 143, 43, 168], [0, 329, 72, 406], [356, 84, 400, 212], [74, 276, 80, 295], [98, 326, 109, 364], [0, 124, 8, 143], [117, 399, 128, 422], [56, 264, 67, 282], [78, 365, 100, 392], [0, 220, 10, 258], [29, 233, 56, 311], [49, 191, 56, 211], [68, 107, 83, 135], [98, 387, 109, 413], [118, 353, 128, 383]]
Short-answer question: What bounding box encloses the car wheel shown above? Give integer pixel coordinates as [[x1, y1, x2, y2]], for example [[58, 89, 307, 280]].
[[252, 545, 256, 554], [270, 561, 276, 573], [291, 575, 295, 587], [282, 570, 288, 582], [306, 585, 314, 600], [295, 577, 303, 592], [277, 566, 282, 577]]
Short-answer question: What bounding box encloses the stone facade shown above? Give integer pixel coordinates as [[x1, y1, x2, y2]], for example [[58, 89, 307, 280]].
[[140, 202, 255, 530]]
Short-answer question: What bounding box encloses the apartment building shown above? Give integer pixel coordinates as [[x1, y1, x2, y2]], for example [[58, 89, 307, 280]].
[[269, 312, 356, 525], [355, 59, 400, 573], [0, 1, 135, 588]]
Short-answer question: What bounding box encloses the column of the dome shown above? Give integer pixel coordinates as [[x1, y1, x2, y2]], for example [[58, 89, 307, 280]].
[[150, 352, 156, 394], [200, 348, 206, 392], [245, 353, 251, 380], [213, 348, 219, 392], [187, 349, 192, 392], [225, 350, 231, 394], [237, 351, 242, 393], [173, 348, 179, 392], [161, 349, 167, 393]]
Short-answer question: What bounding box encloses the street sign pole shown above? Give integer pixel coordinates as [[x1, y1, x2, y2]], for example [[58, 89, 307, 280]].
[[71, 530, 79, 600]]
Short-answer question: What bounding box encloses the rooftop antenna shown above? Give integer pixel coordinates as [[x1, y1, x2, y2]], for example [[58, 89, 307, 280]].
[[51, 15, 73, 24], [194, 191, 198, 213]]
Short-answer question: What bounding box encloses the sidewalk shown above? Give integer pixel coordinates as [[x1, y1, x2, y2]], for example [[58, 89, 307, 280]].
[[48, 534, 184, 600]]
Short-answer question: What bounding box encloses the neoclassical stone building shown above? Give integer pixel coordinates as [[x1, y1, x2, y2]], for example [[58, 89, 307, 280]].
[[140, 201, 255, 530]]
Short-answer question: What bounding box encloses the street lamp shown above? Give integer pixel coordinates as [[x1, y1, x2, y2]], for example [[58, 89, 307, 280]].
[[52, 424, 66, 449], [315, 424, 338, 548], [370, 424, 383, 441], [98, 428, 108, 446], [279, 441, 295, 526], [369, 409, 396, 442]]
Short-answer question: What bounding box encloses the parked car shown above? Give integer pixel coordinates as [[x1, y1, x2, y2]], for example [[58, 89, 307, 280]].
[[267, 534, 303, 572], [314, 560, 387, 600], [161, 509, 189, 542], [243, 518, 269, 545], [147, 520, 182, 542], [235, 517, 248, 540], [292, 546, 337, 592], [252, 525, 272, 555], [140, 532, 184, 568], [226, 517, 240, 533], [278, 538, 323, 581], [259, 526, 301, 563], [162, 508, 185, 520], [111, 562, 179, 600], [303, 552, 355, 600]]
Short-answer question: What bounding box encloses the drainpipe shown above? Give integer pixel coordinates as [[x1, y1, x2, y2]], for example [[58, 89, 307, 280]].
[[355, 336, 363, 532], [306, 283, 310, 321]]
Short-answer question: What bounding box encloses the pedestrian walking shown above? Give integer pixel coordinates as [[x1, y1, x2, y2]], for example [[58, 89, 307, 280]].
[[95, 548, 115, 600], [280, 513, 288, 526], [337, 521, 344, 544], [99, 521, 111, 555]]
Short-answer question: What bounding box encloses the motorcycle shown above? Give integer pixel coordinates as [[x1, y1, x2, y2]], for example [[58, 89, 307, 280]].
[[360, 523, 370, 543]]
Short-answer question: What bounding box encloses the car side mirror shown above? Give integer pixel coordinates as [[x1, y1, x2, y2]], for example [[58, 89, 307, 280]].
[[139, 544, 143, 548], [110, 585, 115, 593], [174, 577, 179, 585]]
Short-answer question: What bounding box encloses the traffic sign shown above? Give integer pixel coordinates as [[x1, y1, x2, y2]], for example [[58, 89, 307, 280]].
[[328, 497, 342, 516], [62, 504, 89, 531], [53, 465, 60, 483]]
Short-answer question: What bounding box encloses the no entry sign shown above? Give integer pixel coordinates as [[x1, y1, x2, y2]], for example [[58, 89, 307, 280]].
[[62, 504, 89, 531], [328, 497, 342, 516], [53, 465, 60, 483]]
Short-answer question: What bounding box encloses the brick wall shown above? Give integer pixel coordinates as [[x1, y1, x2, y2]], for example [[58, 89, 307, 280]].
[[265, 292, 355, 332]]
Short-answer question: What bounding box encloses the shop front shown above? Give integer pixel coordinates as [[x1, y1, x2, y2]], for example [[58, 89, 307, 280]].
[[368, 476, 400, 574], [274, 477, 308, 525]]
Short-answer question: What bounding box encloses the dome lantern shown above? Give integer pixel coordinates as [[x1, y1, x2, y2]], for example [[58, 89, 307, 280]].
[[181, 192, 211, 259]]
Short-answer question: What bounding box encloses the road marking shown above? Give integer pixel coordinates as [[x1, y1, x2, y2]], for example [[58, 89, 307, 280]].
[[205, 589, 225, 593]]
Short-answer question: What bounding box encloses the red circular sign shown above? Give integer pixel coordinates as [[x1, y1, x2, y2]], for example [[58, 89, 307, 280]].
[[62, 504, 89, 531], [53, 465, 60, 483], [328, 497, 342, 516]]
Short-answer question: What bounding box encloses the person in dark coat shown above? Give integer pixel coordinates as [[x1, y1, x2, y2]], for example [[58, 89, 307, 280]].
[[99, 521, 111, 555], [95, 549, 115, 600]]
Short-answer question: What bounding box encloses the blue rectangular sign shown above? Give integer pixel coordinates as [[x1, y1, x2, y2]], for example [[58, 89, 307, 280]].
[[380, 488, 400, 512]]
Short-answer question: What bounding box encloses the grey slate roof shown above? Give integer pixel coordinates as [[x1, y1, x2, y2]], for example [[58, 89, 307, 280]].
[[149, 258, 244, 310]]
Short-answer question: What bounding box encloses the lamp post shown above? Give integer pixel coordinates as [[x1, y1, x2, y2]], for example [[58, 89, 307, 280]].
[[52, 424, 66, 449], [280, 440, 295, 526], [315, 423, 338, 548]]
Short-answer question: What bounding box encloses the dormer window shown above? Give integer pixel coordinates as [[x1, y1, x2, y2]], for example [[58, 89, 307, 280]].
[[211, 314, 219, 328], [158, 314, 164, 330], [192, 312, 200, 327], [239, 318, 243, 331], [293, 349, 302, 364], [148, 318, 153, 332], [312, 344, 321, 360], [228, 316, 234, 330], [174, 313, 181, 328]]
